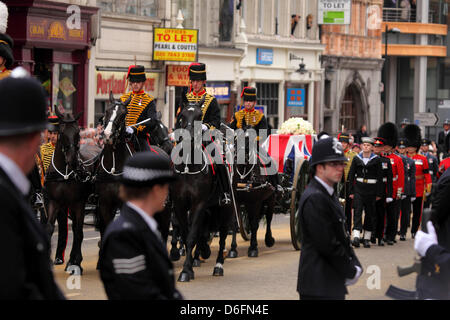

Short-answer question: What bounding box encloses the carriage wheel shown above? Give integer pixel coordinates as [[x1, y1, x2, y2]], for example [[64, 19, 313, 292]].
[[238, 204, 251, 241], [290, 159, 310, 250]]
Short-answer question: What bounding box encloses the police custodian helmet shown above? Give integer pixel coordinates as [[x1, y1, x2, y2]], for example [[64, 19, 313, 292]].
[[309, 137, 348, 167], [0, 67, 50, 136], [120, 151, 177, 187]]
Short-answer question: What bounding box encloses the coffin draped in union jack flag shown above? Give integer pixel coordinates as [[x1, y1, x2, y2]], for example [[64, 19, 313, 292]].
[[261, 134, 317, 175]]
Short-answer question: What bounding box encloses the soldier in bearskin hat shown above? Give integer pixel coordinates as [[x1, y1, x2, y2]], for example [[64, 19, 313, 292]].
[[0, 2, 13, 80], [120, 65, 157, 152], [377, 122, 405, 245], [0, 67, 64, 299], [404, 124, 432, 239], [420, 138, 438, 210]]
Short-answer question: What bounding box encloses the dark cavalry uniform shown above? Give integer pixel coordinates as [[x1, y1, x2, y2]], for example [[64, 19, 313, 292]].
[[99, 203, 182, 300], [120, 65, 157, 152], [230, 108, 267, 132], [297, 178, 362, 299], [415, 168, 450, 299], [40, 142, 55, 173], [348, 151, 383, 245], [184, 89, 221, 130]]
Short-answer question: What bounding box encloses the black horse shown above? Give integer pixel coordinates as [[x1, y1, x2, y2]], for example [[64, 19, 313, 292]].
[[171, 99, 233, 282], [230, 125, 276, 257], [44, 109, 93, 273], [95, 93, 172, 249], [149, 111, 174, 155]]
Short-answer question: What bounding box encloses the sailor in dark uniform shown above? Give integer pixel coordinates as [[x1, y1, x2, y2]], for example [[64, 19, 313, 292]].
[[99, 151, 183, 300], [120, 65, 157, 152], [347, 137, 383, 248]]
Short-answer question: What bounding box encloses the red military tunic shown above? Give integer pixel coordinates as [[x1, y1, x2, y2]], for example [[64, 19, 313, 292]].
[[409, 153, 432, 197], [385, 152, 405, 199], [438, 157, 450, 178]]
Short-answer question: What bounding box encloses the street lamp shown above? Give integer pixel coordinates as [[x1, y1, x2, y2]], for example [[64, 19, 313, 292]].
[[384, 26, 401, 123]]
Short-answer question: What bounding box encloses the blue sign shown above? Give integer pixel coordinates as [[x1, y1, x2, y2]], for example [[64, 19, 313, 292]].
[[235, 105, 267, 117], [206, 82, 230, 100], [287, 88, 305, 107], [256, 48, 273, 65]]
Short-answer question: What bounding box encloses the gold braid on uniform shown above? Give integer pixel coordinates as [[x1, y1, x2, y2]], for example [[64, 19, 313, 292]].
[[121, 92, 154, 132], [40, 142, 55, 173], [234, 109, 264, 128], [186, 92, 215, 124]]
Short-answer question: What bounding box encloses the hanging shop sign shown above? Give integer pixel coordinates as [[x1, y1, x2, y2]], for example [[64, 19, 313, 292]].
[[318, 0, 352, 25], [96, 71, 159, 99], [166, 65, 190, 87], [153, 28, 199, 62]]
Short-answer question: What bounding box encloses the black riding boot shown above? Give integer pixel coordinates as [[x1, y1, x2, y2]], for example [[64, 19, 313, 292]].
[[217, 164, 231, 206]]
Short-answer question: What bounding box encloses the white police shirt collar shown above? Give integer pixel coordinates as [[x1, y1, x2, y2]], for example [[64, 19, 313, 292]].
[[314, 176, 335, 197], [0, 152, 31, 196], [126, 201, 161, 240]]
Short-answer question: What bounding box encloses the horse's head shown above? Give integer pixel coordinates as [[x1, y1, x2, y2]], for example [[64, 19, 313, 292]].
[[103, 92, 129, 146], [177, 97, 205, 137], [55, 108, 82, 170], [150, 111, 173, 153]]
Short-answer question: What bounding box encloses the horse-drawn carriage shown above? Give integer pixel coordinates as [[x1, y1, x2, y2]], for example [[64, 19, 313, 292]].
[[234, 133, 316, 251]]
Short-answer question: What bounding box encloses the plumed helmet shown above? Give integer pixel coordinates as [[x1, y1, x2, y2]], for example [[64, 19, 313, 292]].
[[309, 137, 348, 167], [241, 87, 257, 102], [188, 63, 206, 81], [0, 2, 13, 69], [127, 65, 146, 83], [377, 122, 398, 147], [0, 67, 50, 136], [120, 151, 177, 187], [403, 124, 422, 150], [337, 132, 350, 143]]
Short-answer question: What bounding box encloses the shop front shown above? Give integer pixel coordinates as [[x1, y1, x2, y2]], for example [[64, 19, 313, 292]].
[[5, 0, 97, 127]]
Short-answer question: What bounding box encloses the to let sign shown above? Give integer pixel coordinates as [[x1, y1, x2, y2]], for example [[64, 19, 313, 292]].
[[318, 0, 352, 25], [153, 28, 198, 62]]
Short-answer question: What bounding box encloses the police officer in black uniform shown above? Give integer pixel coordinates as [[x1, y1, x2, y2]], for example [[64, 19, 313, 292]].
[[373, 137, 393, 246], [413, 165, 450, 299], [438, 118, 450, 161], [297, 137, 362, 300], [348, 137, 383, 248], [0, 68, 65, 299], [99, 151, 183, 300]]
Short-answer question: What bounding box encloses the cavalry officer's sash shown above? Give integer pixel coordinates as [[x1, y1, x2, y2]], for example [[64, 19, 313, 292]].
[[186, 91, 215, 123], [234, 109, 264, 129], [120, 91, 154, 132], [40, 142, 55, 173]]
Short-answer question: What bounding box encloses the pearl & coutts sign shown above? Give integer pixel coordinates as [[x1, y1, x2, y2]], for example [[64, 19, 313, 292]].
[[153, 28, 199, 62], [318, 0, 352, 25]]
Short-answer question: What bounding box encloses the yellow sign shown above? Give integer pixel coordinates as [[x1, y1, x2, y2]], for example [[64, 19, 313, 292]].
[[59, 77, 76, 97], [153, 28, 198, 62]]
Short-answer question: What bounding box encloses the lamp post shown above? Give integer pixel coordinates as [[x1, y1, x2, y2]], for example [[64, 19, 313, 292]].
[[384, 25, 401, 123]]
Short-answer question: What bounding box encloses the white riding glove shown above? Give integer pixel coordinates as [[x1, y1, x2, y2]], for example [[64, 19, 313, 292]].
[[345, 265, 362, 286], [411, 197, 416, 202], [126, 126, 135, 135], [386, 197, 393, 203], [401, 195, 406, 200], [201, 124, 208, 132], [414, 221, 438, 257]]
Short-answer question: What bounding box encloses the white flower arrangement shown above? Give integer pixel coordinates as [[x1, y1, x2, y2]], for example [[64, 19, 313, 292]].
[[277, 117, 315, 135]]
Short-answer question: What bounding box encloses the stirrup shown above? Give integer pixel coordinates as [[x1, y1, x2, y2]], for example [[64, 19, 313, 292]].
[[220, 193, 231, 206]]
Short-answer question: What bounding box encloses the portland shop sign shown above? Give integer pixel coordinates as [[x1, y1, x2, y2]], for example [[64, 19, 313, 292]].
[[153, 28, 199, 62]]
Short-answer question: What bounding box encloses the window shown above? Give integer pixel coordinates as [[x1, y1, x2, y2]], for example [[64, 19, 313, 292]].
[[257, 82, 279, 128], [219, 0, 234, 41], [97, 0, 158, 17], [177, 0, 194, 28]]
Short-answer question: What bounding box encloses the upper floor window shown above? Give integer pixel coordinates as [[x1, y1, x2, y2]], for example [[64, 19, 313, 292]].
[[220, 0, 234, 41], [98, 0, 158, 17], [177, 0, 194, 28]]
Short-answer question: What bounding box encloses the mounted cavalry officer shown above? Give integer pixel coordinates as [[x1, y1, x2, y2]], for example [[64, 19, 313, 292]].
[[347, 137, 383, 248], [99, 151, 183, 300], [372, 137, 393, 246], [0, 2, 13, 80], [377, 122, 405, 245], [404, 124, 432, 239], [0, 67, 64, 299], [179, 62, 231, 205], [120, 65, 157, 152], [337, 133, 357, 234], [40, 115, 59, 174], [297, 137, 362, 300], [396, 137, 416, 241]]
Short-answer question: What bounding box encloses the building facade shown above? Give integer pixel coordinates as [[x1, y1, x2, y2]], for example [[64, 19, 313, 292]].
[[321, 0, 384, 137]]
